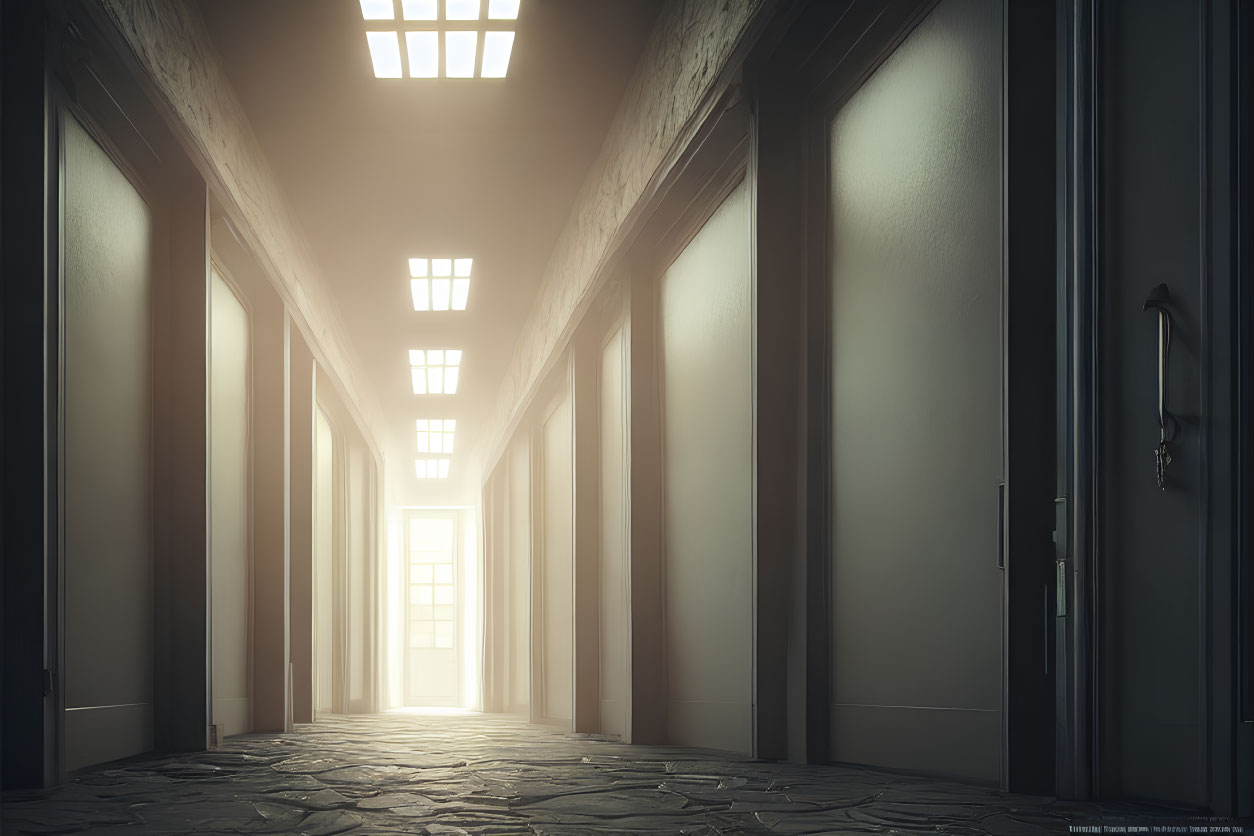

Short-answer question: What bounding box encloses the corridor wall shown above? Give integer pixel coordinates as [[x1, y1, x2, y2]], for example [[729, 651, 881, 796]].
[[348, 445, 370, 712], [539, 395, 575, 725], [825, 0, 1003, 782], [209, 269, 252, 738], [598, 326, 629, 738], [62, 112, 156, 772], [314, 410, 335, 714], [508, 437, 533, 716], [658, 179, 753, 754], [1, 0, 391, 785]]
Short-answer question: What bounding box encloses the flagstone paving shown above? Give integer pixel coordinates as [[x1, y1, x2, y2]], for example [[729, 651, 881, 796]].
[[0, 713, 1220, 834]]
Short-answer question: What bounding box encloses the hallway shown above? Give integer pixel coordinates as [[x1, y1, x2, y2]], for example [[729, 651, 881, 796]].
[[2, 714, 1177, 835], [3, 0, 1253, 829]]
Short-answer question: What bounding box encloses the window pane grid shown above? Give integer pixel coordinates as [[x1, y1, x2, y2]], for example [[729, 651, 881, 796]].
[[361, 0, 518, 78], [414, 458, 452, 479], [407, 515, 456, 650], [363, 0, 519, 20], [409, 349, 462, 395], [416, 418, 456, 454], [410, 258, 472, 310]]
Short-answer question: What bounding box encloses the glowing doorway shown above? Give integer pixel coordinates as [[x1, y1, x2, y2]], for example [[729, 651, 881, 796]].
[[402, 511, 461, 706]]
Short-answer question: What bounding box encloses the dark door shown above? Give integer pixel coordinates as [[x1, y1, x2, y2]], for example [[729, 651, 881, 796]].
[[1093, 0, 1211, 808], [1061, 0, 1252, 814], [826, 0, 1004, 783]]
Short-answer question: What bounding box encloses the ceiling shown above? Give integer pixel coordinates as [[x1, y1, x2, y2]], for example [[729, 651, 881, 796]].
[[198, 0, 662, 502]]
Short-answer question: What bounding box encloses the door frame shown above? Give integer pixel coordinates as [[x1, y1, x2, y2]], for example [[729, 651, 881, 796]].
[[399, 508, 463, 708], [312, 406, 334, 715], [744, 0, 1058, 788], [206, 260, 258, 738], [529, 365, 575, 728], [50, 53, 175, 782], [40, 10, 206, 778], [1237, 0, 1254, 819]]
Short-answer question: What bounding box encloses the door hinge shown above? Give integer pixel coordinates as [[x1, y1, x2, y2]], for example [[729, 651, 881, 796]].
[[41, 669, 55, 698]]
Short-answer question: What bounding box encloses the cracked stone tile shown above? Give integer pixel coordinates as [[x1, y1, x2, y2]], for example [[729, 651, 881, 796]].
[[355, 791, 436, 809], [293, 809, 363, 835], [249, 787, 356, 809], [1, 713, 1200, 836]]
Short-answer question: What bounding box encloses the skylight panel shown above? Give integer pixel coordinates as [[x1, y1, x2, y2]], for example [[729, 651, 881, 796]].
[[410, 349, 463, 395], [488, 0, 520, 20], [410, 257, 472, 311], [416, 419, 456, 454], [360, 0, 395, 20], [415, 458, 451, 479], [445, 31, 478, 78], [481, 31, 514, 78], [446, 0, 481, 20], [401, 0, 437, 20], [406, 31, 439, 78], [366, 31, 403, 78], [363, 0, 517, 80]]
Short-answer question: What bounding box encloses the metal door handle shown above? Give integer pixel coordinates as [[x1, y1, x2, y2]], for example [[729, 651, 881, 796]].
[[1143, 283, 1178, 489]]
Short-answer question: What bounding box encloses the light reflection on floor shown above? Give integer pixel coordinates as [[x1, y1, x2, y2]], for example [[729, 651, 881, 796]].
[[1, 713, 1200, 835]]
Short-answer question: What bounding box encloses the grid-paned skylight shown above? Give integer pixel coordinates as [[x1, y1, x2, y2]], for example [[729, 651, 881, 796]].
[[410, 349, 462, 395], [417, 419, 456, 454], [360, 0, 518, 79], [415, 458, 452, 479], [410, 258, 471, 311]]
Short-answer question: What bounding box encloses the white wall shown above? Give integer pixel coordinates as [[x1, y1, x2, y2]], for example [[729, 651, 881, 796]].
[[209, 270, 251, 737], [599, 327, 629, 737], [508, 437, 532, 715], [825, 0, 1003, 781], [541, 395, 574, 723], [314, 410, 335, 713], [348, 446, 369, 710], [660, 179, 753, 754]]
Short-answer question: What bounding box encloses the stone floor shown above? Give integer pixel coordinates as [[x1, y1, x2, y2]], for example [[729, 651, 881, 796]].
[[0, 713, 1238, 835]]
